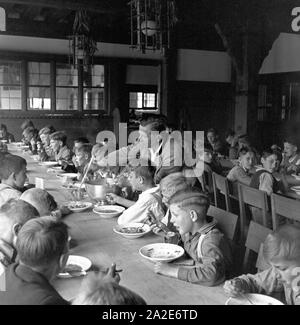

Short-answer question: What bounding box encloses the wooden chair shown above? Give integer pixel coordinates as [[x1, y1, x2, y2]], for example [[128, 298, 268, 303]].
[[207, 205, 238, 241], [243, 221, 272, 273], [212, 172, 232, 211], [271, 193, 300, 230], [238, 183, 270, 242]]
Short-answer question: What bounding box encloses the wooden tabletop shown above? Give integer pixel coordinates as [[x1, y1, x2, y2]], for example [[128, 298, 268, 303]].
[[11, 146, 228, 305]]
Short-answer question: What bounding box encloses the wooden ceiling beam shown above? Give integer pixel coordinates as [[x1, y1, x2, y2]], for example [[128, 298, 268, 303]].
[[0, 0, 123, 15]]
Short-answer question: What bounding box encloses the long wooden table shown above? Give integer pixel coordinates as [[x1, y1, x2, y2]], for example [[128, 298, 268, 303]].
[[10, 145, 228, 305]]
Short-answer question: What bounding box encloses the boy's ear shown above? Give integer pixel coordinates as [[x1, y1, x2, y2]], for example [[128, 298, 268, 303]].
[[138, 176, 144, 184], [261, 157, 264, 164], [12, 223, 22, 236], [190, 210, 198, 222]]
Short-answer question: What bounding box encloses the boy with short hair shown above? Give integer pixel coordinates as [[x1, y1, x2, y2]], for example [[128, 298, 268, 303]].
[[38, 126, 56, 161], [154, 188, 233, 286], [0, 199, 39, 268], [223, 224, 300, 305], [1, 216, 70, 305], [20, 188, 71, 219], [74, 143, 93, 178], [49, 131, 72, 165], [108, 161, 165, 225], [0, 155, 27, 207], [72, 273, 146, 305]]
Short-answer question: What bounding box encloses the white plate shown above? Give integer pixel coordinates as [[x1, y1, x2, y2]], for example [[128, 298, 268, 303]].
[[11, 142, 23, 146], [47, 166, 65, 174], [291, 174, 300, 181], [57, 173, 78, 179], [225, 294, 284, 305], [39, 161, 58, 167], [67, 201, 93, 213], [113, 222, 152, 239], [139, 243, 184, 263], [291, 185, 300, 192], [93, 205, 125, 218], [57, 255, 92, 278]]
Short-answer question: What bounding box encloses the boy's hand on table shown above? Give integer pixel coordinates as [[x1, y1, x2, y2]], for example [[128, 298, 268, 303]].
[[154, 262, 179, 278], [223, 278, 248, 297], [106, 193, 122, 205]]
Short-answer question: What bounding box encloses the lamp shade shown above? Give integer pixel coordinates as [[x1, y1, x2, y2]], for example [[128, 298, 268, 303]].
[[141, 20, 157, 36]]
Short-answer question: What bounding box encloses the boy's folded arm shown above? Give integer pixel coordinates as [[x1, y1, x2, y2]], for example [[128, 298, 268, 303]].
[[234, 268, 283, 295]]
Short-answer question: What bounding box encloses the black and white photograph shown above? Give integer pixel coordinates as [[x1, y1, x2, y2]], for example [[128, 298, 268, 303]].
[[0, 0, 299, 310]]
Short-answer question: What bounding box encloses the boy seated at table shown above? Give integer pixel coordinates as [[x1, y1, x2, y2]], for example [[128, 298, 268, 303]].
[[73, 144, 93, 179], [280, 137, 300, 175], [0, 216, 69, 305], [22, 126, 40, 155], [0, 124, 15, 143], [0, 199, 39, 269], [0, 155, 28, 207], [250, 149, 288, 196], [108, 162, 165, 225], [20, 188, 71, 219], [37, 126, 56, 162], [227, 147, 255, 186], [223, 224, 300, 305], [72, 273, 146, 305], [49, 131, 72, 166], [154, 188, 233, 286]]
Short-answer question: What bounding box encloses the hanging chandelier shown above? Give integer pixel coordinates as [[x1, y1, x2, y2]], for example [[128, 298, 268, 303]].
[[129, 0, 177, 53], [69, 9, 98, 71]]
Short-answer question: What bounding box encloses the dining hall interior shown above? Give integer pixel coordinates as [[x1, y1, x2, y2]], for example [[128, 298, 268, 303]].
[[0, 0, 300, 307]]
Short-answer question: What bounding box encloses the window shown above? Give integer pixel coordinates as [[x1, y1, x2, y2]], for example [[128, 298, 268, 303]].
[[0, 60, 21, 110], [0, 58, 106, 114], [56, 64, 78, 111], [83, 65, 105, 110], [129, 91, 157, 110], [28, 62, 51, 110]]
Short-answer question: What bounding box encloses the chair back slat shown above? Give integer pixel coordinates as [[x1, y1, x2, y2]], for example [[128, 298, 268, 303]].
[[212, 172, 232, 212], [271, 193, 300, 230], [243, 221, 272, 272], [238, 183, 270, 242], [207, 205, 238, 241]]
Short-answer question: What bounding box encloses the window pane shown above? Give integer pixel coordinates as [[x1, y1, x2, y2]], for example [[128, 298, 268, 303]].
[[28, 87, 51, 110], [144, 93, 156, 108], [0, 61, 21, 86], [56, 87, 78, 110], [83, 88, 104, 110], [28, 62, 50, 86], [0, 86, 21, 110], [56, 64, 78, 86], [129, 92, 143, 108], [83, 65, 104, 87]]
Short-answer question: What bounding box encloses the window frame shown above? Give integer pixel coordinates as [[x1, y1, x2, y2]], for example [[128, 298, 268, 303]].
[[0, 53, 108, 117], [128, 84, 159, 113]]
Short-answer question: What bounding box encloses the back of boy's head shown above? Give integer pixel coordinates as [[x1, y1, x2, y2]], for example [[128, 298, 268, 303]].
[[284, 136, 298, 148], [20, 188, 57, 216], [23, 126, 36, 137], [263, 224, 300, 262], [16, 216, 68, 268], [169, 188, 210, 215], [132, 160, 155, 182], [50, 131, 67, 145], [21, 120, 34, 131], [160, 172, 188, 191], [73, 276, 146, 305], [0, 155, 26, 180], [0, 198, 39, 225]]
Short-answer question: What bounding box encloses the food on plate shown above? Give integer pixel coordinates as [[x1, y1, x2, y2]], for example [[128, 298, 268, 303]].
[[146, 248, 182, 259], [119, 226, 144, 234], [68, 202, 87, 209], [95, 208, 119, 214], [63, 263, 82, 273]]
